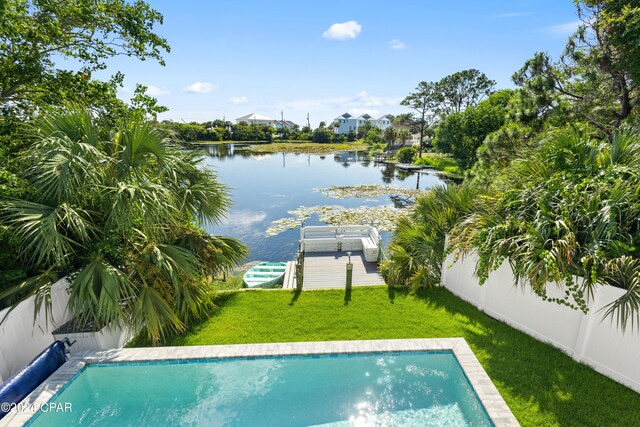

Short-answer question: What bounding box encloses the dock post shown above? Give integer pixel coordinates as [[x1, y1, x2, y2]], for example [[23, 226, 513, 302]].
[[346, 251, 353, 289]]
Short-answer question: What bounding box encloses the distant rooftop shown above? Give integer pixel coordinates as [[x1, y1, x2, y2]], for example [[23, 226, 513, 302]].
[[236, 113, 272, 121]]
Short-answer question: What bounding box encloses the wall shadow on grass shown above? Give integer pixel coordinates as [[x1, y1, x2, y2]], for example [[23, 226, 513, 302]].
[[420, 288, 640, 427]]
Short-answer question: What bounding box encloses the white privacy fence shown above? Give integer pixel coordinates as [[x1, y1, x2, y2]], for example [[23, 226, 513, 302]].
[[0, 279, 71, 383], [441, 252, 640, 393]]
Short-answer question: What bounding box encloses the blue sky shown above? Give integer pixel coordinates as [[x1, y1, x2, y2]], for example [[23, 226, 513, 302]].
[[102, 0, 581, 127]]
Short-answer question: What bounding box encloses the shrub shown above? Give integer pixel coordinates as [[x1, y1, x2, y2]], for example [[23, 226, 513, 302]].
[[397, 147, 417, 163]]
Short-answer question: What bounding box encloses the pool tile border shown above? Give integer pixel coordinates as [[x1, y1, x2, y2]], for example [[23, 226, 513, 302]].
[[1, 338, 519, 426]]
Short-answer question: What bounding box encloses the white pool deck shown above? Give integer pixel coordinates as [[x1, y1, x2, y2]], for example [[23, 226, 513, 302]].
[[1, 338, 519, 426]]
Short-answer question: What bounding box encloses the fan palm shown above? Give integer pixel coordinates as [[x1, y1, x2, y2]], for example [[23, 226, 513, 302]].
[[452, 128, 640, 330], [0, 108, 247, 343], [397, 129, 411, 146], [383, 185, 480, 288]]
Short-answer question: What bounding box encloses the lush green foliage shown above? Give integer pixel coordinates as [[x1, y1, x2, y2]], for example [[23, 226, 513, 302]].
[[390, 1, 640, 328], [413, 153, 461, 176], [381, 185, 479, 288], [513, 3, 640, 132], [434, 69, 496, 115], [138, 287, 640, 427], [401, 81, 439, 157], [453, 129, 640, 328], [580, 0, 640, 85], [434, 90, 512, 168], [0, 0, 168, 115], [312, 123, 333, 143], [0, 108, 247, 342], [396, 147, 416, 163]]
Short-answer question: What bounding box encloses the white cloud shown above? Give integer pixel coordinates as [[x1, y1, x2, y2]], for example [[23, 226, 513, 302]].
[[228, 96, 249, 105], [183, 82, 217, 94], [322, 20, 362, 40], [145, 85, 170, 96], [546, 20, 582, 35], [496, 12, 530, 18], [280, 91, 400, 113], [389, 39, 407, 50], [118, 86, 133, 95], [222, 210, 267, 228]]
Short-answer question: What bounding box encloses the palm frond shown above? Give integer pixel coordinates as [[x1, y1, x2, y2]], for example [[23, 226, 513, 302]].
[[0, 200, 95, 268], [132, 285, 185, 344], [68, 257, 137, 329], [0, 270, 60, 326]]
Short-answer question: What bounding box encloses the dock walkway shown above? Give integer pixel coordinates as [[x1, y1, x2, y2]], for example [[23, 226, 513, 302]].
[[283, 251, 385, 290]]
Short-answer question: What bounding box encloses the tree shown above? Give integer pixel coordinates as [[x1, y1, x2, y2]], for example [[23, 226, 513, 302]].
[[357, 120, 374, 139], [393, 113, 414, 127], [579, 0, 640, 85], [130, 84, 169, 121], [383, 126, 397, 150], [312, 123, 332, 143], [454, 128, 640, 330], [0, 108, 247, 342], [434, 90, 512, 168], [513, 2, 640, 132], [0, 0, 169, 113], [383, 185, 480, 288], [435, 69, 496, 116], [364, 128, 383, 146], [396, 147, 416, 163], [397, 129, 411, 146], [401, 81, 438, 158]]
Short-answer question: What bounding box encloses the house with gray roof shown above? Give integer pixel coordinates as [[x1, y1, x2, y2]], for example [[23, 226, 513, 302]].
[[332, 113, 393, 134], [236, 113, 297, 130]]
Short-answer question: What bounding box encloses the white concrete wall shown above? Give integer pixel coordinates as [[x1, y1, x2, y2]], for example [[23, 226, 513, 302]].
[[53, 322, 134, 357], [0, 279, 71, 383], [441, 252, 640, 393]]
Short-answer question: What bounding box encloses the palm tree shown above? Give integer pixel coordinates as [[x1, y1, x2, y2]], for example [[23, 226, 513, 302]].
[[0, 108, 247, 343], [383, 127, 397, 151], [452, 128, 640, 330], [382, 185, 480, 288], [397, 129, 411, 147]]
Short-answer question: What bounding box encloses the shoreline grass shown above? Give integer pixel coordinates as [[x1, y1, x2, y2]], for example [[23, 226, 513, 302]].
[[133, 286, 640, 427], [247, 142, 369, 154]]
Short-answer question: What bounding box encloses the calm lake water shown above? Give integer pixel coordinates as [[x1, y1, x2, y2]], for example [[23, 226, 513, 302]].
[[197, 144, 445, 262]]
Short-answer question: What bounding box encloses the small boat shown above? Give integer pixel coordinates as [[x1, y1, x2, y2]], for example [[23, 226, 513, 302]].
[[395, 163, 423, 171], [243, 262, 287, 288]]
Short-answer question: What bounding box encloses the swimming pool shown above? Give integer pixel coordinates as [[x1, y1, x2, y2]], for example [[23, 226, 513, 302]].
[[4, 339, 518, 426]]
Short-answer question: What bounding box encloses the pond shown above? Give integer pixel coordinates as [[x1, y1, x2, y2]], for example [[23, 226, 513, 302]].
[[197, 144, 445, 262]]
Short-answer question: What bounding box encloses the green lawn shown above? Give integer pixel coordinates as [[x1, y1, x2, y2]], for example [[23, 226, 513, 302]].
[[135, 286, 640, 427]]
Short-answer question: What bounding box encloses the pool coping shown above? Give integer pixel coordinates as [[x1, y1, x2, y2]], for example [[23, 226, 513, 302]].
[[1, 338, 519, 426]]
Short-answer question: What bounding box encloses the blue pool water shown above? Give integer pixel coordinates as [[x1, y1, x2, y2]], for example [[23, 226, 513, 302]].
[[29, 351, 491, 427]]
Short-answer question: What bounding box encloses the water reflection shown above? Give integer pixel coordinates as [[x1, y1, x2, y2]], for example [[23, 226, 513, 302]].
[[204, 143, 254, 159], [194, 144, 445, 261]]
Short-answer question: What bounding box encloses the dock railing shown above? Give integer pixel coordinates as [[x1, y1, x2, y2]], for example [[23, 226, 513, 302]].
[[300, 225, 380, 262]]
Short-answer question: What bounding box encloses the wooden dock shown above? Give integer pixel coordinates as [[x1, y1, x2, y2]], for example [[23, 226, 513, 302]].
[[283, 261, 297, 289], [282, 251, 385, 290]]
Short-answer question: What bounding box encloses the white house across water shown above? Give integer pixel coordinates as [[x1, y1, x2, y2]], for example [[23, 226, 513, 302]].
[[236, 113, 297, 130], [332, 113, 393, 134]]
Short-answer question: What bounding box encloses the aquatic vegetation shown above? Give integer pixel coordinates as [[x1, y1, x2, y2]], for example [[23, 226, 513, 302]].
[[264, 185, 421, 237], [316, 184, 423, 200], [265, 205, 409, 237]]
